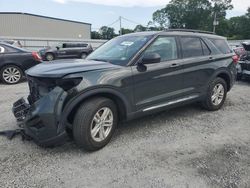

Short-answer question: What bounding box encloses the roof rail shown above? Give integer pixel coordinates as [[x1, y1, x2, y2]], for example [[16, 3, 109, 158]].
[[165, 29, 215, 35]]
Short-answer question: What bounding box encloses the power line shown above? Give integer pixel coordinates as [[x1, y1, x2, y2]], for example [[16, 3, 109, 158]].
[[92, 16, 147, 33], [121, 16, 144, 26]]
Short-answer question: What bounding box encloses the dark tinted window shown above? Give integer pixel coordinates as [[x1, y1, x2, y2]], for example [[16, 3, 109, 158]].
[[144, 36, 177, 62], [63, 43, 88, 48], [201, 40, 211, 55], [181, 37, 203, 58], [208, 39, 231, 54]]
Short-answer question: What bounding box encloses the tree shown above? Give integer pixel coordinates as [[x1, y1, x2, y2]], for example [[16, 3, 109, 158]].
[[152, 0, 213, 30], [134, 25, 147, 32], [246, 7, 250, 18], [152, 9, 169, 29], [211, 0, 233, 19], [91, 31, 102, 39], [99, 26, 116, 39], [120, 28, 134, 35], [152, 0, 233, 32], [227, 13, 250, 39]]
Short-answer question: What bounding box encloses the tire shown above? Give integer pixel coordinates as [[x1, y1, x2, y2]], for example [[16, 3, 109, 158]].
[[0, 65, 23, 84], [45, 53, 54, 61], [80, 53, 87, 59], [73, 97, 118, 151], [202, 77, 227, 111]]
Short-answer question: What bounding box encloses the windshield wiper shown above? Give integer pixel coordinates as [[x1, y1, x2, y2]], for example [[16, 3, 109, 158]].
[[90, 58, 110, 63]]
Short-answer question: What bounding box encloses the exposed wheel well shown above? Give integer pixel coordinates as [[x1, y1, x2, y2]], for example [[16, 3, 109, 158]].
[[67, 93, 127, 125], [217, 73, 231, 91]]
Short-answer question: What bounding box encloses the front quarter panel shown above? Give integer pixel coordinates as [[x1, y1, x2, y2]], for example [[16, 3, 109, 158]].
[[60, 66, 134, 127]]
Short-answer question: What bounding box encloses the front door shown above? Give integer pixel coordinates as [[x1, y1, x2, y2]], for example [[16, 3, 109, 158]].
[[132, 36, 185, 112]]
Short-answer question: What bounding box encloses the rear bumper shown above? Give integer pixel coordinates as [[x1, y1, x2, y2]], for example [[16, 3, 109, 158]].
[[12, 87, 68, 147]]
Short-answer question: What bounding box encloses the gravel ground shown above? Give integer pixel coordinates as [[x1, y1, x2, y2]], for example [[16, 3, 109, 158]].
[[0, 81, 250, 188]]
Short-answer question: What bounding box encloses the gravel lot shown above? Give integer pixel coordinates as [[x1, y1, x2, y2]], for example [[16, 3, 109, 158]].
[[0, 81, 250, 188]]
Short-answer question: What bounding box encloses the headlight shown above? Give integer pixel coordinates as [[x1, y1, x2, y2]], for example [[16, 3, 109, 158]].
[[56, 78, 82, 91]]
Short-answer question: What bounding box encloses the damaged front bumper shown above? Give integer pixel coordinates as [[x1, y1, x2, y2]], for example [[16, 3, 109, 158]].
[[238, 61, 250, 80], [12, 87, 69, 147]]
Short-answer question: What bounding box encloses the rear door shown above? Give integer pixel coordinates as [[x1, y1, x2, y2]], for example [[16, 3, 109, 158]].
[[179, 36, 213, 96]]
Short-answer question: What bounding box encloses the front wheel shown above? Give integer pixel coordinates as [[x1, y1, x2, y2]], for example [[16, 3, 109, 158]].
[[202, 77, 227, 111], [73, 97, 118, 151], [0, 65, 23, 84]]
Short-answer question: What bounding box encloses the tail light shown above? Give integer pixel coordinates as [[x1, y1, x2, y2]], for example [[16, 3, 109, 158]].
[[232, 55, 239, 64], [32, 52, 42, 61]]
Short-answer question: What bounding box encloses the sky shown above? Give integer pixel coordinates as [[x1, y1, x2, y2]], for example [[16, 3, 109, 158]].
[[0, 0, 249, 33]]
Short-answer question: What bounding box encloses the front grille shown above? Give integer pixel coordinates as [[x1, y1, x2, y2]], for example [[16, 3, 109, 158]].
[[12, 98, 30, 121]]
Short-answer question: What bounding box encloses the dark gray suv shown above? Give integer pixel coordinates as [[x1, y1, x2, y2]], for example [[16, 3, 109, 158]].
[[39, 42, 93, 61], [12, 30, 237, 151]]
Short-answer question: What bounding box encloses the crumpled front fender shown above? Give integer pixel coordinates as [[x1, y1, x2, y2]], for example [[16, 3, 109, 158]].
[[24, 87, 68, 145]]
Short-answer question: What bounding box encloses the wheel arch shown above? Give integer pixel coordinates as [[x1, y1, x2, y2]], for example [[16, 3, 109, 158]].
[[59, 88, 131, 130], [0, 62, 25, 72], [215, 71, 231, 91], [45, 52, 55, 59]]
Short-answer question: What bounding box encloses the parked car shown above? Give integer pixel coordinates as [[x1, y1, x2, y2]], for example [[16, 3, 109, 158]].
[[1, 40, 23, 48], [236, 42, 250, 80], [12, 30, 237, 151], [0, 42, 42, 84], [39, 42, 93, 61]]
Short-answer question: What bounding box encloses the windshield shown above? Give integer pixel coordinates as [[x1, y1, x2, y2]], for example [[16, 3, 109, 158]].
[[86, 35, 153, 66]]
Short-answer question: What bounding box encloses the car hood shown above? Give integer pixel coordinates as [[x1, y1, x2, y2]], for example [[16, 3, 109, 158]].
[[26, 59, 120, 78]]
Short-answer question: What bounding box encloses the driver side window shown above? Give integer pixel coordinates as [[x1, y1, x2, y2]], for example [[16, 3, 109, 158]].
[[144, 36, 177, 62]]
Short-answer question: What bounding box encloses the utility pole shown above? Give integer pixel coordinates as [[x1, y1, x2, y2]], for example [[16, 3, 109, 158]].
[[213, 12, 218, 33], [119, 16, 122, 35]]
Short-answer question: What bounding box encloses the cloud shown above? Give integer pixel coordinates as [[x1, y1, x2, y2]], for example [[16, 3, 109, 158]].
[[53, 0, 67, 4], [52, 0, 250, 13], [52, 0, 168, 7], [232, 0, 250, 12]]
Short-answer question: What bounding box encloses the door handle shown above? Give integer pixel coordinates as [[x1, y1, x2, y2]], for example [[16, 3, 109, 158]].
[[170, 63, 180, 68], [209, 56, 214, 60]]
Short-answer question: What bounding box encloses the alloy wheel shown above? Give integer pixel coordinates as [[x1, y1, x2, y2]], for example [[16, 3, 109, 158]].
[[90, 107, 113, 142], [211, 83, 225, 106], [2, 67, 21, 84]]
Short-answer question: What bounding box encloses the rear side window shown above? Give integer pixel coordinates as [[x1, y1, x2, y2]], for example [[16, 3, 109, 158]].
[[181, 37, 203, 58], [208, 39, 231, 54]]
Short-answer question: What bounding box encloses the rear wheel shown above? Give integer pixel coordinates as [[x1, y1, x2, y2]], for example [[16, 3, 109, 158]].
[[73, 97, 118, 151], [80, 53, 87, 59], [0, 65, 23, 84], [202, 77, 227, 111], [45, 53, 54, 61]]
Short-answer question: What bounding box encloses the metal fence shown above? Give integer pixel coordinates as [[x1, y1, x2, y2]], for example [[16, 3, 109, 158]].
[[0, 36, 249, 51], [0, 36, 107, 51]]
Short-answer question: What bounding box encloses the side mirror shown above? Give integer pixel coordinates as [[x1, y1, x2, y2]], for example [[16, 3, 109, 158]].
[[56, 46, 60, 50], [142, 53, 161, 64]]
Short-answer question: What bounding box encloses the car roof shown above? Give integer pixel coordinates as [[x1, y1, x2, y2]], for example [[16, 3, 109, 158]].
[[0, 42, 29, 52], [122, 30, 225, 39]]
